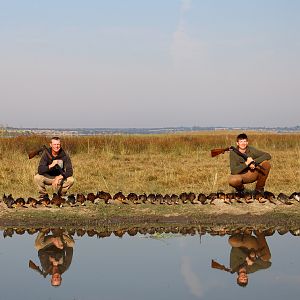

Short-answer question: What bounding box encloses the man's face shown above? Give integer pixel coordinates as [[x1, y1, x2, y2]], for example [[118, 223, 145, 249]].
[[50, 139, 61, 154], [237, 271, 248, 285], [236, 138, 248, 151], [51, 273, 62, 286]]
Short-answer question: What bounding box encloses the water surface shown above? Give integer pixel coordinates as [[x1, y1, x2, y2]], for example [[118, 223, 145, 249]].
[[0, 227, 299, 300]]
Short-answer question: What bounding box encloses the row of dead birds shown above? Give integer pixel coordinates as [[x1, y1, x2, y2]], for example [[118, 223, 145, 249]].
[[3, 226, 300, 239], [2, 190, 300, 209]]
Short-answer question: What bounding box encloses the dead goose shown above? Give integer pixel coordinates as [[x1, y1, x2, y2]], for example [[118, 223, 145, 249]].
[[138, 193, 148, 204], [171, 194, 180, 205], [147, 193, 157, 204], [66, 194, 77, 206], [112, 192, 127, 204], [179, 192, 189, 204], [254, 191, 266, 204], [127, 192, 140, 204], [289, 192, 300, 202], [97, 191, 112, 204], [244, 191, 254, 204], [207, 193, 218, 205]]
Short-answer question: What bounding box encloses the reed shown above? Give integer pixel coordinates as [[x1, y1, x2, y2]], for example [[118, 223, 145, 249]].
[[0, 131, 299, 197]]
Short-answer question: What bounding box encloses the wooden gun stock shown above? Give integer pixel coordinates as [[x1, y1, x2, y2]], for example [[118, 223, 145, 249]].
[[211, 259, 232, 273], [28, 147, 44, 159], [210, 148, 230, 157]]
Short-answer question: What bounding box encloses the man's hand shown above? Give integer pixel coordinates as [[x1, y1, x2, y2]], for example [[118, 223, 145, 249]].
[[245, 157, 256, 169], [49, 160, 59, 169], [52, 175, 63, 189]]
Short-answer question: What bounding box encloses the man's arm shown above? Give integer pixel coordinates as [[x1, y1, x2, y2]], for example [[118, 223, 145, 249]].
[[63, 154, 73, 178], [248, 146, 271, 164], [230, 151, 249, 175]]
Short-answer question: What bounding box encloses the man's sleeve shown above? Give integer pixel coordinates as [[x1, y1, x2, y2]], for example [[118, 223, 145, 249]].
[[230, 151, 248, 175], [38, 153, 50, 175], [249, 146, 271, 164], [64, 155, 73, 177]]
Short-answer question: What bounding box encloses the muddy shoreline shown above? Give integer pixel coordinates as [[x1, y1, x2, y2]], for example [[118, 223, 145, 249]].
[[1, 202, 300, 230]]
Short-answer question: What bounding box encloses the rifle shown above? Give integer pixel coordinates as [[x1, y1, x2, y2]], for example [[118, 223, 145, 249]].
[[28, 145, 67, 179], [29, 260, 47, 278], [211, 146, 265, 170], [211, 259, 233, 273]]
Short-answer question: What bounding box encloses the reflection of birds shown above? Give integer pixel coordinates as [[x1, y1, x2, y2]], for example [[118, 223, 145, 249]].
[[3, 228, 14, 238]]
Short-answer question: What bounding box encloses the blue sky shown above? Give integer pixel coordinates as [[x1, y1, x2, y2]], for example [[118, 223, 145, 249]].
[[1, 0, 299, 128]]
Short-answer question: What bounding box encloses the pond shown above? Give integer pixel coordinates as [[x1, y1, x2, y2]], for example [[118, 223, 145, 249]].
[[0, 226, 299, 300]]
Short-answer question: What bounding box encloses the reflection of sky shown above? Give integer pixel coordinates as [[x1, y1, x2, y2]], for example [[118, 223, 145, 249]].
[[0, 231, 300, 299]]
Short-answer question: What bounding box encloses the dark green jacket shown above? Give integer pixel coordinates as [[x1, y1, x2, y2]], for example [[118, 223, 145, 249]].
[[230, 146, 271, 175]]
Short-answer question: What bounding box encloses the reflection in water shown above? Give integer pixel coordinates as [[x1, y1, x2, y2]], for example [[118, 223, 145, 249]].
[[212, 231, 272, 287], [0, 225, 300, 299], [29, 229, 74, 287]]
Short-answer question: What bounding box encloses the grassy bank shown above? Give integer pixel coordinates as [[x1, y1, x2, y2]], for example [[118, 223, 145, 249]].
[[0, 131, 300, 197]]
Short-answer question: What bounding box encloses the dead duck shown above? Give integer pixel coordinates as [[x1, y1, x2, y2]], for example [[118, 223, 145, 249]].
[[87, 192, 99, 204], [156, 193, 164, 204], [66, 194, 77, 206], [26, 197, 39, 208], [3, 194, 15, 208], [253, 191, 266, 203], [147, 193, 157, 204], [112, 192, 128, 204], [234, 192, 245, 204], [277, 193, 293, 205], [188, 192, 198, 204], [127, 193, 139, 204], [40, 194, 51, 207], [138, 193, 148, 204], [179, 192, 189, 204], [164, 194, 173, 205], [76, 193, 86, 206], [225, 192, 235, 204], [197, 193, 208, 205], [14, 197, 27, 208], [289, 192, 300, 202], [217, 192, 229, 204], [51, 193, 65, 207], [97, 191, 112, 204], [207, 193, 218, 205], [171, 194, 180, 205], [264, 191, 277, 205], [159, 194, 167, 204], [244, 191, 254, 204]]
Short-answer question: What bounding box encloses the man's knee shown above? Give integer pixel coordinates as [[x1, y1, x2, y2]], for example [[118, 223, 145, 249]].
[[261, 160, 271, 171], [65, 176, 75, 188], [34, 174, 44, 185], [228, 175, 242, 188]]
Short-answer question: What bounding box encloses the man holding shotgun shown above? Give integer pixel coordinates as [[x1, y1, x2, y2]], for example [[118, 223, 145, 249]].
[[228, 133, 271, 195], [34, 137, 74, 198]]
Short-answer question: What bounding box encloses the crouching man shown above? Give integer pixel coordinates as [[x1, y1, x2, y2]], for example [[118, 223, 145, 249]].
[[34, 137, 74, 198]]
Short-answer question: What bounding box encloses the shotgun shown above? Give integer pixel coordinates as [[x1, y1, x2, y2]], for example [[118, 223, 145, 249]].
[[29, 260, 47, 277], [211, 146, 265, 170], [211, 259, 233, 273], [28, 145, 67, 179]]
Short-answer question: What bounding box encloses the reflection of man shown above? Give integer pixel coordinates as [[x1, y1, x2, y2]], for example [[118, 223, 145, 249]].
[[229, 231, 272, 287], [29, 229, 74, 287]]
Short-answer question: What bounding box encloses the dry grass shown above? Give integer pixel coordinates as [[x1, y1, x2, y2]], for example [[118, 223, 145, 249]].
[[0, 131, 300, 197]]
